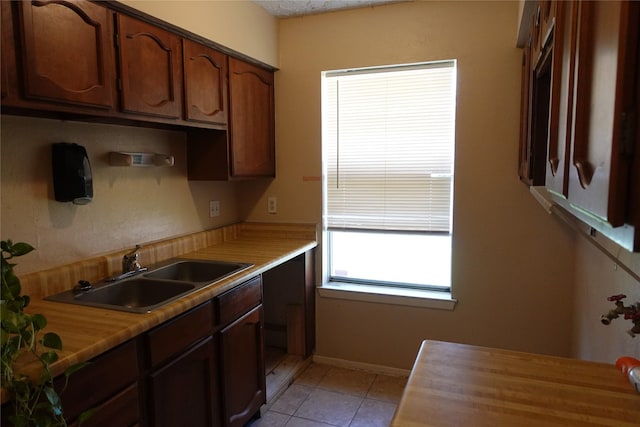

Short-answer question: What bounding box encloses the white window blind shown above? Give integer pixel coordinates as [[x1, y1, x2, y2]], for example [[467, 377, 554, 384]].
[[324, 61, 456, 233]]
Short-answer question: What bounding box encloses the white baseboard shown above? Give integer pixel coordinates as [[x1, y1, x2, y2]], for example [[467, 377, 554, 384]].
[[311, 354, 410, 377]]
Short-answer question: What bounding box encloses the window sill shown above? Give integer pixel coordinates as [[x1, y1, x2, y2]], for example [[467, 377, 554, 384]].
[[318, 282, 457, 310]]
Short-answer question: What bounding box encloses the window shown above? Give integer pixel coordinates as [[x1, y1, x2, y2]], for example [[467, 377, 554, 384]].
[[322, 61, 457, 293]]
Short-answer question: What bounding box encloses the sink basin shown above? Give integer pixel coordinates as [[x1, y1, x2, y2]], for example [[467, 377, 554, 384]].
[[45, 278, 195, 313], [144, 260, 253, 283], [76, 279, 194, 309], [44, 258, 253, 313]]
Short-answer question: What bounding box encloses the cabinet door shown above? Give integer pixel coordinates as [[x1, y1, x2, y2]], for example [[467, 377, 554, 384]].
[[116, 14, 182, 119], [148, 336, 221, 427], [220, 305, 265, 427], [56, 340, 139, 425], [1, 1, 17, 102], [568, 0, 638, 226], [228, 57, 275, 177], [15, 0, 116, 109], [68, 384, 139, 427], [518, 31, 533, 184], [545, 0, 578, 197], [183, 39, 227, 125]]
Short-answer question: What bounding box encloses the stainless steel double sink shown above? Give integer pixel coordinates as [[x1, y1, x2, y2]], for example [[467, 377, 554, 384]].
[[45, 259, 253, 313]]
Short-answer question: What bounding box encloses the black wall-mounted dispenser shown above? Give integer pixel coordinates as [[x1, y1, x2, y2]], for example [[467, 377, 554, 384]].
[[52, 143, 93, 205]]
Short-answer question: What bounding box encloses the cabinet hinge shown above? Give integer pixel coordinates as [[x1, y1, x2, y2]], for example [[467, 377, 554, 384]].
[[620, 111, 636, 157], [114, 32, 119, 48]]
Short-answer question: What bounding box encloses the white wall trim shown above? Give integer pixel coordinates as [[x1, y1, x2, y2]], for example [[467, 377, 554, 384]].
[[312, 354, 411, 377], [318, 282, 457, 310]]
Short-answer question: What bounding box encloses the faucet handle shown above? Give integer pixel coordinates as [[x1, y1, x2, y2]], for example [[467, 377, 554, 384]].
[[122, 244, 143, 273], [624, 312, 640, 321], [124, 244, 142, 258], [608, 294, 627, 302]]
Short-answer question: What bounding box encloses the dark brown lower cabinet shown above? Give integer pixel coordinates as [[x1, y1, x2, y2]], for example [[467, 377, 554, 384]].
[[22, 274, 273, 427], [57, 340, 140, 427], [147, 336, 221, 427], [68, 384, 140, 427], [220, 305, 265, 427]]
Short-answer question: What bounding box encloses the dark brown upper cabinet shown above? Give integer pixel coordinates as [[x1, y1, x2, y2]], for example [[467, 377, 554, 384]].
[[545, 0, 576, 198], [519, 6, 548, 186], [116, 13, 183, 119], [520, 0, 640, 251], [2, 1, 277, 182], [183, 39, 227, 126], [228, 57, 275, 178], [1, 1, 16, 103], [11, 0, 117, 110], [187, 58, 276, 180], [565, 0, 638, 228]]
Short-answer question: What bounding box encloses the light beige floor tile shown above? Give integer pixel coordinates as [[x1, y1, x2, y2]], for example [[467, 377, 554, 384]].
[[285, 417, 336, 427], [366, 374, 408, 403], [317, 367, 376, 397], [246, 410, 290, 427], [349, 398, 397, 427], [270, 384, 313, 415], [293, 388, 362, 427], [294, 363, 331, 387]]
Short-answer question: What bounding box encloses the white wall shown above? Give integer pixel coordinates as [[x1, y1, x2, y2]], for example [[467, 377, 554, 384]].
[[0, 116, 240, 273], [572, 236, 640, 363], [245, 0, 577, 369]]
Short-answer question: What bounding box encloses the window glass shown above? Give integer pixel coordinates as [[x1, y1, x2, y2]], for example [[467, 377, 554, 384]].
[[322, 61, 456, 290]]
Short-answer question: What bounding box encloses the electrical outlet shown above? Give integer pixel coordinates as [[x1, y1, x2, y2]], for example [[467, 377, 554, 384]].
[[267, 196, 277, 214], [209, 200, 220, 217]]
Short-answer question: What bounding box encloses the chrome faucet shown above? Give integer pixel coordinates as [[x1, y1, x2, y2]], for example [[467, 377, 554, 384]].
[[105, 245, 148, 282], [123, 244, 145, 273]]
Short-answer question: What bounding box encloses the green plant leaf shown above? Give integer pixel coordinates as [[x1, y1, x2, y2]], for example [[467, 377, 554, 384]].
[[10, 242, 35, 257], [42, 332, 63, 350], [77, 408, 97, 425], [32, 313, 47, 331], [40, 350, 59, 365], [40, 368, 52, 384], [65, 361, 89, 377], [3, 270, 22, 299], [43, 386, 63, 414], [19, 328, 33, 344], [1, 306, 23, 333], [0, 239, 11, 252]]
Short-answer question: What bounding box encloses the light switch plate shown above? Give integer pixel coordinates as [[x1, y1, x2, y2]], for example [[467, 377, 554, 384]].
[[209, 200, 220, 217], [268, 197, 277, 214]]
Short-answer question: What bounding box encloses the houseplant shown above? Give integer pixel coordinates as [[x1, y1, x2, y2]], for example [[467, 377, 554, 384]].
[[1, 239, 86, 426]]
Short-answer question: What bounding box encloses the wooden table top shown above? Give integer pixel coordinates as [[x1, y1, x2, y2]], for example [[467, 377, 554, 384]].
[[391, 340, 640, 427]]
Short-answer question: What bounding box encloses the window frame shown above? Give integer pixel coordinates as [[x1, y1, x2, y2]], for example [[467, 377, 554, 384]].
[[321, 60, 458, 307]]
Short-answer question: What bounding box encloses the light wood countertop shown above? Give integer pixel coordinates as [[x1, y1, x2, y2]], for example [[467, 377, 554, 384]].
[[2, 223, 317, 403], [391, 340, 640, 427]]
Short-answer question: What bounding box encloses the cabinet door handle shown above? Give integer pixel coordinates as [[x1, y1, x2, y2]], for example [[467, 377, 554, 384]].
[[549, 158, 559, 175], [573, 159, 594, 188]]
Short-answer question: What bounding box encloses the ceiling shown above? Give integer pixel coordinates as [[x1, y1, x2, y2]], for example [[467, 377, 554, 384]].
[[253, 0, 405, 18]]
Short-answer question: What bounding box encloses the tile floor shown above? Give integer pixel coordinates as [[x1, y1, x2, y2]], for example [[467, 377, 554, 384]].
[[247, 363, 408, 427]]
